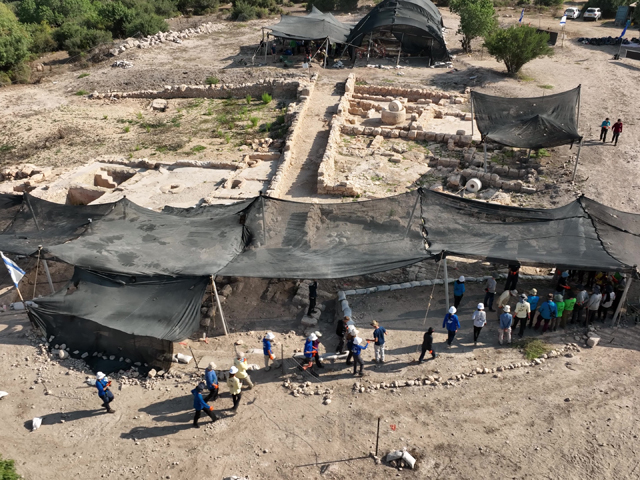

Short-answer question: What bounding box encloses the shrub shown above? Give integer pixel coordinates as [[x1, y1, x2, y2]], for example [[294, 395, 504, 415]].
[[206, 76, 220, 85], [231, 1, 257, 20], [54, 22, 112, 57], [0, 3, 32, 71], [124, 12, 168, 37], [0, 71, 11, 86], [306, 0, 335, 10], [178, 0, 220, 14], [245, 94, 252, 104], [17, 0, 96, 27], [191, 144, 206, 152], [0, 455, 20, 480], [450, 0, 496, 53], [9, 62, 31, 83], [249, 116, 259, 127], [336, 0, 358, 10], [261, 92, 272, 104], [25, 21, 57, 54], [484, 25, 553, 75]]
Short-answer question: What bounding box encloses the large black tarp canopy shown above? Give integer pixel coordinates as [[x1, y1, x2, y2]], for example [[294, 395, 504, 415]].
[[471, 87, 582, 149], [268, 6, 353, 44], [346, 0, 448, 60]]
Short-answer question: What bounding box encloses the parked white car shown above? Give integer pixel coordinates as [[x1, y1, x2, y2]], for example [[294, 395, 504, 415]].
[[564, 7, 581, 19], [583, 7, 602, 20]]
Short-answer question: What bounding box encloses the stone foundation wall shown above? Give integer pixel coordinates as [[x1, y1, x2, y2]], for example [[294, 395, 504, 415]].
[[353, 82, 468, 105], [339, 123, 473, 148]]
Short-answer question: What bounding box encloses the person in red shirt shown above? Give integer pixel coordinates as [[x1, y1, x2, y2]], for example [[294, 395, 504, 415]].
[[611, 119, 623, 146]]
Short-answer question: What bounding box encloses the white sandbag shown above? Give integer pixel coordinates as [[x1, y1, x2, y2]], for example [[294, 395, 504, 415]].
[[32, 417, 42, 431]]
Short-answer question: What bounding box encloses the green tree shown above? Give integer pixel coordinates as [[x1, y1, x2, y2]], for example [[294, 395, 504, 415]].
[[17, 0, 96, 26], [0, 455, 21, 480], [484, 25, 553, 75], [53, 21, 111, 56], [0, 3, 31, 71], [450, 0, 496, 53]]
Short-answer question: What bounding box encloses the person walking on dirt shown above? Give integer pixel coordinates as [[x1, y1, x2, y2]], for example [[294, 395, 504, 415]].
[[563, 292, 576, 326], [307, 280, 318, 316], [263, 332, 276, 371], [204, 362, 219, 403], [586, 286, 602, 325], [369, 320, 387, 363], [573, 285, 589, 324], [504, 264, 520, 292], [535, 294, 557, 333], [418, 327, 437, 362], [335, 316, 349, 353], [443, 306, 460, 348], [227, 366, 242, 412], [95, 372, 115, 414], [513, 294, 530, 338], [499, 305, 513, 345], [472, 303, 486, 345], [527, 289, 540, 328], [234, 352, 254, 389], [345, 323, 357, 365], [453, 276, 465, 309], [312, 331, 324, 369], [303, 333, 318, 370], [611, 119, 623, 145], [484, 275, 497, 311], [600, 118, 611, 142], [553, 294, 565, 331], [351, 337, 369, 376], [192, 382, 218, 428]]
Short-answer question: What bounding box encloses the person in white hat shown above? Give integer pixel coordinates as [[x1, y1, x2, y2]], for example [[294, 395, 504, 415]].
[[499, 305, 513, 345], [192, 382, 218, 428], [513, 294, 531, 338], [227, 366, 242, 411], [345, 324, 357, 365], [234, 352, 254, 389], [472, 303, 486, 346], [204, 362, 219, 402], [263, 332, 276, 371], [312, 331, 324, 369], [95, 372, 115, 414], [351, 336, 370, 376], [442, 306, 460, 348], [303, 333, 318, 370], [453, 276, 465, 309]]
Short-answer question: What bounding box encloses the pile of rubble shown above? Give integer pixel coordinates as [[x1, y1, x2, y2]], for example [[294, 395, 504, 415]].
[[2, 164, 53, 192], [111, 60, 133, 69], [282, 378, 333, 405], [109, 22, 224, 56]]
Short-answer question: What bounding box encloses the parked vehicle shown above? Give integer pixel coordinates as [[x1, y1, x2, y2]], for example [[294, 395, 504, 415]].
[[583, 7, 602, 20], [564, 7, 581, 19]]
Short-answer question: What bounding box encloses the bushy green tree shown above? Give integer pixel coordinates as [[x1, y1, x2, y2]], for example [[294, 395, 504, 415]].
[[177, 0, 220, 15], [484, 25, 552, 75], [25, 21, 57, 53], [0, 3, 31, 71], [53, 21, 111, 56], [450, 0, 496, 52], [17, 0, 96, 26]]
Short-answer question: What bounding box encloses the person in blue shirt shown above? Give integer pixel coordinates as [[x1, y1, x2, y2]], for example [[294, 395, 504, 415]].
[[442, 306, 460, 348], [369, 320, 388, 363], [312, 331, 324, 369], [95, 372, 115, 414], [527, 288, 540, 328], [600, 117, 610, 142], [351, 337, 369, 376], [499, 305, 513, 345], [533, 293, 557, 333], [204, 362, 219, 403], [302, 333, 318, 370], [453, 276, 465, 309], [192, 382, 218, 428], [263, 332, 275, 371]]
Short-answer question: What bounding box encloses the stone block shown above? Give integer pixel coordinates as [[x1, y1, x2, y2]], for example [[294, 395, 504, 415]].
[[456, 129, 466, 136]]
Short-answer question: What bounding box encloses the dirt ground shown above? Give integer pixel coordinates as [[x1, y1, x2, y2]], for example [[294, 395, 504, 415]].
[[1, 3, 640, 479]]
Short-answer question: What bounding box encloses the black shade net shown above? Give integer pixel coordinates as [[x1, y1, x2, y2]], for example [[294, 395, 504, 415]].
[[471, 87, 582, 149], [268, 6, 353, 44]]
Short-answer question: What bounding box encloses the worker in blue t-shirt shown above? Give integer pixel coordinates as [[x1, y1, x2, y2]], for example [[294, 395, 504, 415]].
[[302, 333, 318, 370], [263, 332, 275, 371], [95, 372, 115, 414], [351, 337, 369, 376], [453, 276, 465, 308], [204, 362, 219, 402], [442, 306, 460, 348], [368, 320, 388, 364], [600, 117, 610, 142], [192, 382, 218, 428]]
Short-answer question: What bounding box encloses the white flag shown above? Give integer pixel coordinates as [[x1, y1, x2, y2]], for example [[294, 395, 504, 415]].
[[560, 15, 567, 26], [0, 251, 25, 288]]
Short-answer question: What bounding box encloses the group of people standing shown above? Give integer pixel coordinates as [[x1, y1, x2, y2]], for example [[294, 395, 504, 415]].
[[600, 117, 623, 146]]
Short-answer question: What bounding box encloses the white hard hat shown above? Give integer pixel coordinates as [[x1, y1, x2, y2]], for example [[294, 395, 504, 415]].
[[477, 303, 484, 310], [458, 276, 465, 282], [207, 362, 217, 370], [449, 306, 457, 314], [265, 332, 275, 340], [308, 333, 318, 341], [314, 331, 322, 337], [353, 337, 362, 346], [229, 366, 238, 374], [347, 325, 356, 334], [503, 305, 511, 312], [346, 320, 355, 326], [510, 290, 518, 296], [96, 372, 105, 380]]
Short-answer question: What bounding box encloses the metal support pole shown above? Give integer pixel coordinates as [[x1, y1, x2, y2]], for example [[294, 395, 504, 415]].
[[264, 34, 268, 64], [375, 417, 381, 457], [612, 277, 632, 326], [576, 85, 581, 129], [260, 194, 267, 244], [470, 99, 474, 137], [323, 38, 328, 69], [367, 33, 372, 62], [212, 276, 229, 335], [403, 192, 420, 239], [443, 256, 450, 312], [483, 141, 488, 173], [396, 33, 404, 66], [42, 260, 54, 294], [571, 138, 583, 183]]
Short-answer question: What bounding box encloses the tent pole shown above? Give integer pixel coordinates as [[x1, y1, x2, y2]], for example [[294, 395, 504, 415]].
[[576, 85, 581, 129], [24, 196, 54, 294], [42, 259, 54, 294], [612, 277, 632, 326], [324, 37, 328, 69], [470, 98, 474, 137], [367, 33, 372, 63], [396, 33, 404, 66], [571, 138, 583, 183], [264, 33, 268, 64], [404, 192, 420, 239], [483, 141, 488, 173], [209, 276, 217, 330], [212, 276, 229, 336], [443, 256, 450, 312], [260, 193, 267, 243]]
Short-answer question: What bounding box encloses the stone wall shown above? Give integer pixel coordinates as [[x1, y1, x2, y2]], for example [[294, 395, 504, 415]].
[[265, 73, 318, 197], [353, 82, 468, 105]]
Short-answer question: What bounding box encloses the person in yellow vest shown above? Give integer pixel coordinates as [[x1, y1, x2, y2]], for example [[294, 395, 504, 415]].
[[234, 352, 254, 389], [227, 366, 242, 412]]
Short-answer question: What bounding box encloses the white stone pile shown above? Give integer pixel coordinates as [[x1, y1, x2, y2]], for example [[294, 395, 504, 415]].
[[282, 378, 333, 404]]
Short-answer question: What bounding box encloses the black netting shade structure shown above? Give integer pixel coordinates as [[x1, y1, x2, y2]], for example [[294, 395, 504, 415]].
[[471, 86, 582, 149], [268, 6, 353, 44], [346, 0, 449, 61]]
